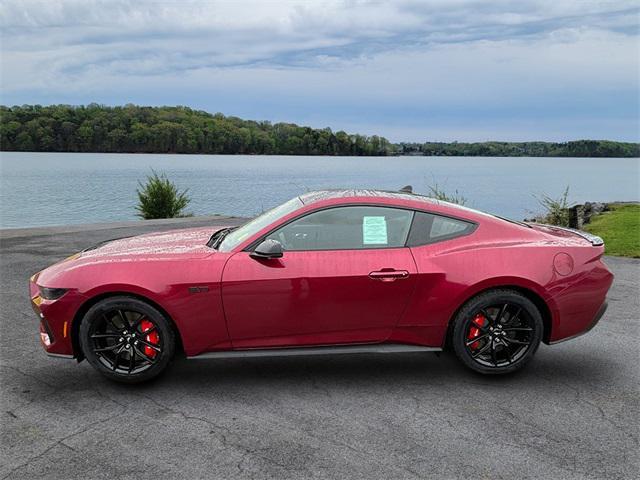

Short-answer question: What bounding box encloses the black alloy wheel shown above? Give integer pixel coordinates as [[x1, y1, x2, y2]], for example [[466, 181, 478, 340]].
[[452, 289, 543, 374], [79, 296, 175, 383]]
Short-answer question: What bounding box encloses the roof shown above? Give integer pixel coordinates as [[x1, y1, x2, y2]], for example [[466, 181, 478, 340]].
[[298, 189, 436, 206], [297, 189, 500, 222]]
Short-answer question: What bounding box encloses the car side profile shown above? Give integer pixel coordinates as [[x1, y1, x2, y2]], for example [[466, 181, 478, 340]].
[[30, 189, 613, 383]]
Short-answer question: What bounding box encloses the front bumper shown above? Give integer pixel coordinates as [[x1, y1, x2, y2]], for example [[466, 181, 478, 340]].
[[30, 275, 82, 358]]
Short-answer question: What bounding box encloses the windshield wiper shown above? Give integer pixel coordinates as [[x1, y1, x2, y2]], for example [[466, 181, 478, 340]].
[[207, 227, 235, 249]]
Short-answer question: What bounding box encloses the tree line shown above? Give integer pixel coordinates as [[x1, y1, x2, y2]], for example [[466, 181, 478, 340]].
[[396, 140, 639, 158], [0, 104, 392, 156], [1, 104, 638, 157]]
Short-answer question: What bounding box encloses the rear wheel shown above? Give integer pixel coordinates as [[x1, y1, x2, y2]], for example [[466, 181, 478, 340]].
[[79, 296, 175, 383], [452, 289, 543, 375]]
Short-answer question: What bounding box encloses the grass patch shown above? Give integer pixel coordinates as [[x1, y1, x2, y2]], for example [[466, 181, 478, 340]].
[[584, 203, 640, 258]]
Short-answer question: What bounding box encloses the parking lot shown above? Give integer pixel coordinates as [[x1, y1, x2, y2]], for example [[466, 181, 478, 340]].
[[1, 218, 638, 479]]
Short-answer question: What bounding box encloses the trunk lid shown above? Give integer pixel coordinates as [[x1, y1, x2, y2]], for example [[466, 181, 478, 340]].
[[528, 223, 604, 247]]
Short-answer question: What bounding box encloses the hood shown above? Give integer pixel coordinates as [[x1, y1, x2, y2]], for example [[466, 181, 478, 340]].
[[81, 226, 227, 259], [34, 225, 235, 288]]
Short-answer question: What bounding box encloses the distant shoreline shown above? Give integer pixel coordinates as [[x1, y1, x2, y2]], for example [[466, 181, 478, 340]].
[[2, 104, 639, 158], [2, 151, 639, 159]]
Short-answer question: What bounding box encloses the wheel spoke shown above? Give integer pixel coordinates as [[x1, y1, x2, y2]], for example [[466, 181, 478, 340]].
[[140, 325, 157, 335], [94, 342, 124, 352], [91, 333, 121, 339], [472, 341, 492, 358], [117, 310, 129, 330], [503, 337, 530, 346], [490, 341, 498, 366], [133, 345, 155, 363], [103, 313, 121, 332], [465, 333, 490, 347], [128, 347, 136, 373], [476, 322, 490, 333], [131, 313, 146, 333], [112, 346, 122, 371], [507, 307, 522, 325], [503, 327, 533, 332], [503, 343, 513, 364], [496, 304, 508, 324], [479, 309, 493, 325], [137, 338, 161, 352]]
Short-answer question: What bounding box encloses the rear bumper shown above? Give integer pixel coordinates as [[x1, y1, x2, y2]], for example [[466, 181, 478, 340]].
[[549, 300, 608, 345], [546, 255, 613, 343]]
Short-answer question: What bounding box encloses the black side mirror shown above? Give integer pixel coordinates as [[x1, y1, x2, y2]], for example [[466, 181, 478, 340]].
[[250, 239, 284, 260]]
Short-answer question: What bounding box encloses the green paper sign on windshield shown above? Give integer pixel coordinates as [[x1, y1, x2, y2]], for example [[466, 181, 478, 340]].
[[363, 216, 388, 245]]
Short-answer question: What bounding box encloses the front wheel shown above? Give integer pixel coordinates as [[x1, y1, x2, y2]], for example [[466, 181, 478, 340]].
[[79, 296, 176, 383], [451, 289, 543, 375]]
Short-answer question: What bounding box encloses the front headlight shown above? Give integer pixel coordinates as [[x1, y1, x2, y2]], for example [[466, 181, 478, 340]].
[[39, 286, 68, 300]]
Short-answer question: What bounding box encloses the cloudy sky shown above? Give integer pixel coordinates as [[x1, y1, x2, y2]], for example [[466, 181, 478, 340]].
[[1, 0, 638, 142]]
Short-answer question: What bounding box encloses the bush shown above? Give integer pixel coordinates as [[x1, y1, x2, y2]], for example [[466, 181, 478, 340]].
[[136, 170, 191, 219], [533, 186, 572, 227], [427, 183, 468, 205]]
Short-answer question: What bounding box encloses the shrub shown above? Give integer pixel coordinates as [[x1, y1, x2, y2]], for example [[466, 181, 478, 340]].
[[427, 183, 468, 206], [533, 185, 572, 227], [136, 170, 191, 219]]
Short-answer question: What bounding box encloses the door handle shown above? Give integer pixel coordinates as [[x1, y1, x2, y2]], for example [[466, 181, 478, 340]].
[[369, 269, 410, 282]]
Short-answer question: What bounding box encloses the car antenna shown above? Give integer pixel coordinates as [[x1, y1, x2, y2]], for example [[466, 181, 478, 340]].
[[399, 185, 413, 193]]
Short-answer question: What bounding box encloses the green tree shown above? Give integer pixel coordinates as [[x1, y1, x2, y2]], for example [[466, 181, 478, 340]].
[[1, 104, 638, 157]]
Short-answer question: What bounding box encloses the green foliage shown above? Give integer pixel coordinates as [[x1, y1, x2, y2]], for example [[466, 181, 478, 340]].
[[584, 203, 640, 258], [427, 183, 468, 205], [396, 140, 640, 158], [136, 170, 191, 219], [533, 186, 572, 227], [2, 105, 637, 157], [0, 104, 393, 156]]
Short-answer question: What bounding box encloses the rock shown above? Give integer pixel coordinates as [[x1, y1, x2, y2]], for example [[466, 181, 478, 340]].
[[569, 202, 609, 228]]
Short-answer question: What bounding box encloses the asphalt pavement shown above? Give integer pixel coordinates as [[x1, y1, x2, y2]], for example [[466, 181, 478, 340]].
[[1, 218, 638, 479]]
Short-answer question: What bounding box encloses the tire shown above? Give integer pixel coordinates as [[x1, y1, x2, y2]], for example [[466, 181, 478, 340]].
[[451, 289, 543, 375], [79, 296, 176, 384]]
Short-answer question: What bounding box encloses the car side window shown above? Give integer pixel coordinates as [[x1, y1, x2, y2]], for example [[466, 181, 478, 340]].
[[265, 206, 414, 251], [406, 211, 475, 246]]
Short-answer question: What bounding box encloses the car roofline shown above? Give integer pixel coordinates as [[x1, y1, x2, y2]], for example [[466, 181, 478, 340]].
[[298, 189, 491, 217]]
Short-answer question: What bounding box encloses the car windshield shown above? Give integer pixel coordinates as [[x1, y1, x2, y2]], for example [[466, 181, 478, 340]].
[[217, 197, 304, 252]]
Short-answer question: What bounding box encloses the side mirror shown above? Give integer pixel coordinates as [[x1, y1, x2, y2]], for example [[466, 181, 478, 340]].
[[250, 239, 284, 260]]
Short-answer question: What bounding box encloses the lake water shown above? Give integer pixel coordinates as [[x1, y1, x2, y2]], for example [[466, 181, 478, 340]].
[[0, 152, 638, 229]]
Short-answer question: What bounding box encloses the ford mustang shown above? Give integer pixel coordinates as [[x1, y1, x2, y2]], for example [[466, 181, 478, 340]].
[[30, 189, 613, 383]]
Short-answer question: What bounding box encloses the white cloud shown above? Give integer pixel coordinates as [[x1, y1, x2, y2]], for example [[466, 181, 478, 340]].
[[1, 0, 638, 141]]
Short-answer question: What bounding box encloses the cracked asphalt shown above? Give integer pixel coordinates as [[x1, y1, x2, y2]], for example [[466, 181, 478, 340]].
[[1, 218, 638, 479]]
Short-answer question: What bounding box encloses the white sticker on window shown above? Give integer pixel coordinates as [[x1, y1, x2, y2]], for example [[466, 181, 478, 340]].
[[363, 216, 388, 244]]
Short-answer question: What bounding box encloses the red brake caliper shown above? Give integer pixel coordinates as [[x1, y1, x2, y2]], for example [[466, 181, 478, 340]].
[[467, 313, 487, 350], [140, 319, 159, 358]]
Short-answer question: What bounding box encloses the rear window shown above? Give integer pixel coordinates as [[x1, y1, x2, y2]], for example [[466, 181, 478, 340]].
[[407, 211, 476, 246]]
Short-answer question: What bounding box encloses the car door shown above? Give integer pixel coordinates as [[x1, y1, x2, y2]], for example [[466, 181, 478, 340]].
[[221, 205, 418, 349]]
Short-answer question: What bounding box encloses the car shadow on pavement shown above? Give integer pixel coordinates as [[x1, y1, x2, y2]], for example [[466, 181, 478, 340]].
[[86, 346, 620, 395]]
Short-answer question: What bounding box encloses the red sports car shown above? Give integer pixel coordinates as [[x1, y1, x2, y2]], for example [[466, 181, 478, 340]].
[[30, 189, 613, 383]]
